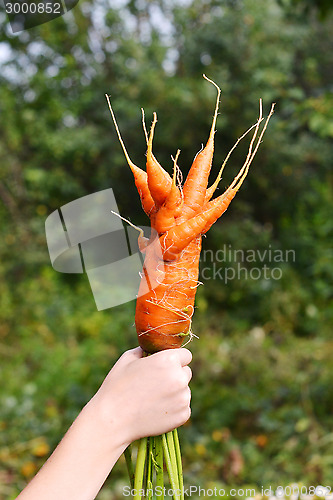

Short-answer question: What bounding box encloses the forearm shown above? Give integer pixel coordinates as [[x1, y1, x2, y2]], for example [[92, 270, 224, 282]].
[[17, 399, 129, 500]]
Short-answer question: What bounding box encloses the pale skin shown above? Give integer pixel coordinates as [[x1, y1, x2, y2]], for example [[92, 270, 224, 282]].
[[16, 347, 192, 500]]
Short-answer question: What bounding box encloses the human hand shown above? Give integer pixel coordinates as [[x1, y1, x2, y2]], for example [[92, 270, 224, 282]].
[[16, 347, 192, 500], [87, 347, 192, 447]]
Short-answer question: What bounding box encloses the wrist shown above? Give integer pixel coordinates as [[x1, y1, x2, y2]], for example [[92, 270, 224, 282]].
[[17, 395, 132, 500], [83, 393, 132, 453]]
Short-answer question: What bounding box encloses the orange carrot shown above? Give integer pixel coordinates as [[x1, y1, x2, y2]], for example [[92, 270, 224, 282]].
[[106, 79, 275, 353]]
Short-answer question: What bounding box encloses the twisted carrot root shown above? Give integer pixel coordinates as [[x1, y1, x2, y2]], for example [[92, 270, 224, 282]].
[[106, 78, 275, 352]]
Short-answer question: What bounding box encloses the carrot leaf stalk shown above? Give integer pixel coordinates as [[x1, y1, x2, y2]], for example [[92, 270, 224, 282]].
[[106, 76, 274, 499], [146, 438, 153, 500], [162, 433, 181, 500], [173, 429, 184, 500], [154, 436, 164, 496], [124, 445, 135, 490], [134, 437, 148, 500]]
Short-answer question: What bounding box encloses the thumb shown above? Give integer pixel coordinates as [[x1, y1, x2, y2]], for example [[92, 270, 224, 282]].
[[118, 346, 144, 365]]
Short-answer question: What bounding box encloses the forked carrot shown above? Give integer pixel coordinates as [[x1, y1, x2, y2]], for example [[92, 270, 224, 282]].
[[106, 77, 275, 353]]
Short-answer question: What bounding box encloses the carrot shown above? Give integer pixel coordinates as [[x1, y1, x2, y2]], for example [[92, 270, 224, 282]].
[[106, 78, 275, 353]]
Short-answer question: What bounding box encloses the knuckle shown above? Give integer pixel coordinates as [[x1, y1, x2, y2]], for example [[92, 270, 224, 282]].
[[180, 374, 190, 391], [159, 350, 178, 367], [168, 351, 180, 366], [175, 413, 185, 428], [182, 348, 192, 363], [177, 387, 191, 409], [184, 366, 192, 382], [178, 407, 191, 425], [187, 386, 192, 402], [177, 374, 188, 390], [182, 390, 191, 407]]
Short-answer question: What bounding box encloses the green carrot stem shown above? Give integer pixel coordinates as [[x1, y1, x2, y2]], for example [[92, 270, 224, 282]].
[[166, 431, 180, 492], [154, 435, 164, 498], [134, 437, 148, 500], [147, 438, 153, 500], [173, 429, 184, 500], [124, 445, 135, 490], [162, 433, 181, 500]]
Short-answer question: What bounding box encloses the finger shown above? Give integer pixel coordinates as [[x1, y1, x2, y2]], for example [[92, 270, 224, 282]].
[[121, 346, 144, 364], [177, 348, 192, 367], [182, 365, 192, 384], [150, 348, 192, 367], [128, 346, 144, 358], [186, 386, 192, 404]]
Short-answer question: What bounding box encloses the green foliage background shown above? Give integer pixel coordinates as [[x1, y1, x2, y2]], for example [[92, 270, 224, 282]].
[[0, 0, 332, 498]]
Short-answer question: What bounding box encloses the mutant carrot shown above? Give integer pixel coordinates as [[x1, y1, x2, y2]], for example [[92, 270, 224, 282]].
[[106, 77, 275, 353]]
